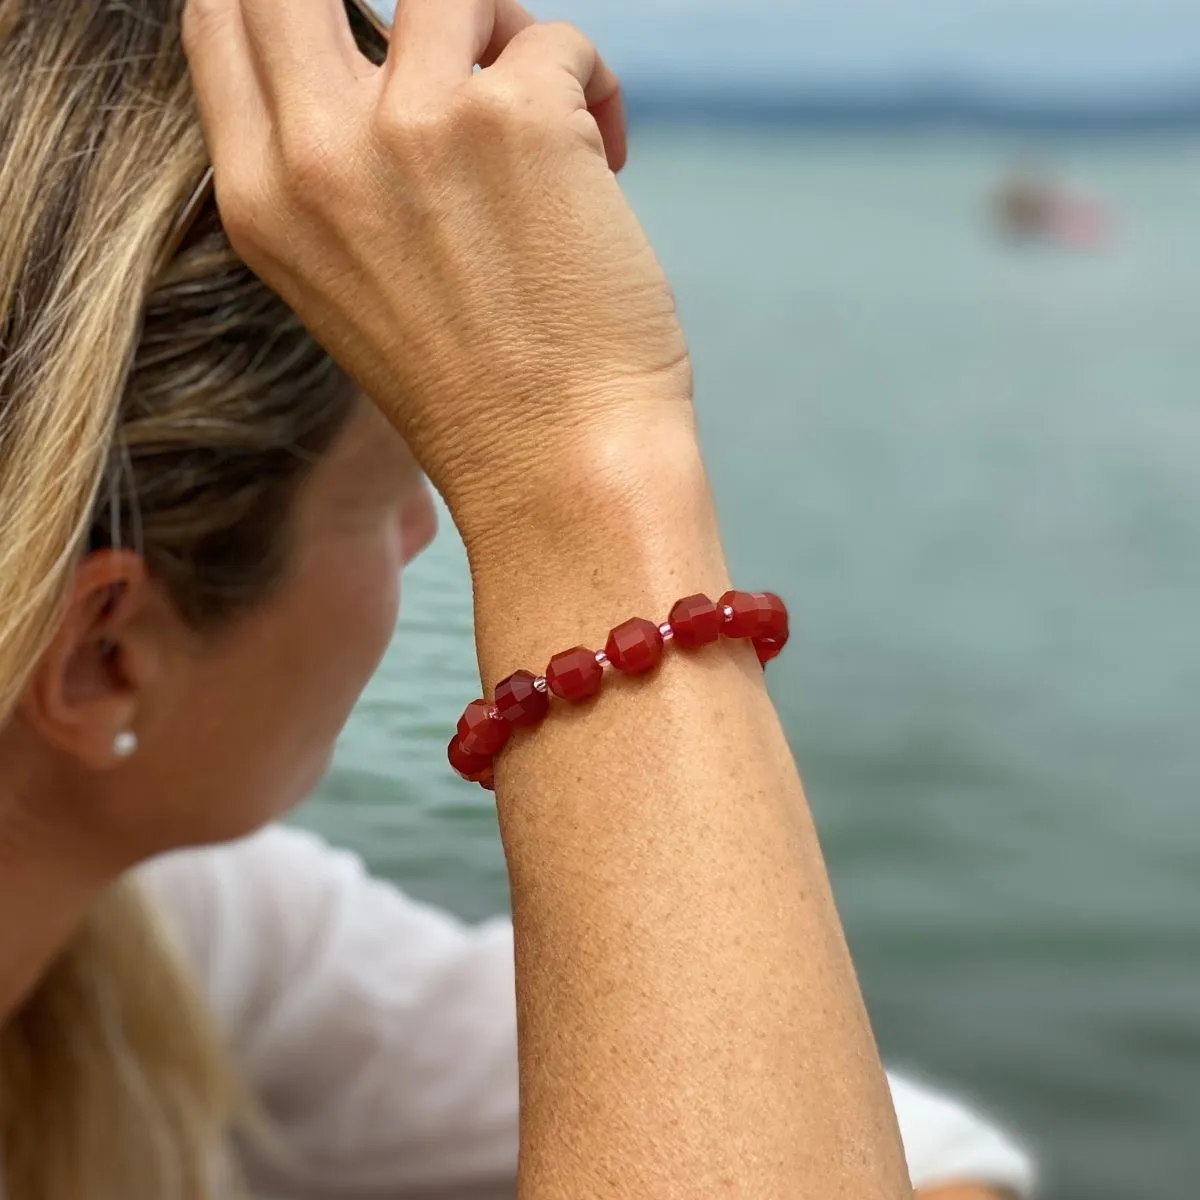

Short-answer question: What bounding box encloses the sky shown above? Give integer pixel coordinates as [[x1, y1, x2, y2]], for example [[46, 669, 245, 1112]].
[[381, 0, 1200, 103]]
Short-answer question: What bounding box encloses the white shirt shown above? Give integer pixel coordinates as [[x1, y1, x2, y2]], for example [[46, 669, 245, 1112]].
[[143, 825, 1035, 1199]]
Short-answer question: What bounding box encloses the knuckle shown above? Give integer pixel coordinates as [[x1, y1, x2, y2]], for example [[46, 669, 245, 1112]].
[[373, 92, 427, 143], [466, 75, 523, 118], [371, 99, 443, 176], [374, 75, 568, 166], [463, 76, 542, 133], [518, 19, 597, 72], [515, 19, 584, 50], [544, 19, 593, 51], [380, 84, 526, 154]]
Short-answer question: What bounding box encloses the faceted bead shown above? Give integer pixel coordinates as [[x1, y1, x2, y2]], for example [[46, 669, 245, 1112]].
[[605, 617, 665, 675], [456, 699, 510, 757], [448, 737, 494, 783], [754, 635, 787, 666], [495, 669, 550, 727], [760, 593, 789, 640], [719, 590, 789, 641], [668, 593, 723, 648], [546, 646, 605, 702]]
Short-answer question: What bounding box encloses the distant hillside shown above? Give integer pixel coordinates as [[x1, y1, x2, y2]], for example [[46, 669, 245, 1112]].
[[623, 84, 1200, 132]]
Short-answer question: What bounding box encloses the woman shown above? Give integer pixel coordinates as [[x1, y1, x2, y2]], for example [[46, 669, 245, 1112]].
[[0, 0, 1027, 1196], [140, 826, 1034, 1198]]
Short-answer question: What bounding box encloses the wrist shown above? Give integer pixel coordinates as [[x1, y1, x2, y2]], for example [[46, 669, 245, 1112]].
[[462, 408, 715, 565], [461, 416, 730, 687]]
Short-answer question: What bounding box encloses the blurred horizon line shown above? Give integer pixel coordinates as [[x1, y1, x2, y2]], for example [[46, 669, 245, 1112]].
[[622, 82, 1200, 133]]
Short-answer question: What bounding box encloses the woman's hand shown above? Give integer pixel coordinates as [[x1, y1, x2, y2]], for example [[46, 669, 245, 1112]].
[[182, 0, 693, 550]]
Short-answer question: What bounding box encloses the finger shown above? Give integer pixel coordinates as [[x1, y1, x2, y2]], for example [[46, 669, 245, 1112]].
[[488, 23, 626, 170], [484, 8, 624, 115], [484, 6, 627, 168], [485, 9, 616, 109], [238, 0, 362, 111], [390, 0, 499, 93], [390, 0, 537, 74], [387, 0, 627, 166], [589, 81, 628, 172], [480, 0, 535, 65], [182, 0, 268, 157]]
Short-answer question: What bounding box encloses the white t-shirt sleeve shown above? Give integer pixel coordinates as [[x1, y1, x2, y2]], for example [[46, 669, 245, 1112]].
[[888, 1070, 1036, 1196], [143, 825, 518, 1198], [142, 825, 1034, 1199]]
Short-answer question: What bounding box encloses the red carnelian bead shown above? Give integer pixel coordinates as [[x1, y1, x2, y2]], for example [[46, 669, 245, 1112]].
[[495, 670, 550, 727], [448, 737, 494, 783], [720, 590, 789, 641], [546, 646, 605, 702], [456, 699, 510, 757], [754, 635, 788, 666], [477, 767, 496, 792], [668, 593, 723, 648], [605, 617, 664, 675], [761, 593, 789, 640]]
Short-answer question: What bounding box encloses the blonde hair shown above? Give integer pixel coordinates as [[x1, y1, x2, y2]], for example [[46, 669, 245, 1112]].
[[0, 882, 246, 1198], [0, 1, 380, 1195]]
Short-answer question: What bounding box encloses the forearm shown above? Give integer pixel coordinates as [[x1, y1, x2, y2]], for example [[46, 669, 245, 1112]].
[[183, 4, 909, 1193], [470, 424, 909, 1198]]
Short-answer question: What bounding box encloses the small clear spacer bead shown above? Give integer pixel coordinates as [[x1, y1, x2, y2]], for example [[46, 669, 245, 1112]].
[[533, 676, 548, 694], [722, 605, 735, 620], [594, 649, 610, 668], [659, 622, 674, 640]]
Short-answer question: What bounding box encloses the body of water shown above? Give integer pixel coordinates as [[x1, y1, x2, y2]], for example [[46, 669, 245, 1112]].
[[300, 130, 1200, 1200]]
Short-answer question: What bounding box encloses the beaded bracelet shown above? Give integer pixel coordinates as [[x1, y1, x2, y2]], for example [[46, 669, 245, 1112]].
[[448, 590, 789, 790]]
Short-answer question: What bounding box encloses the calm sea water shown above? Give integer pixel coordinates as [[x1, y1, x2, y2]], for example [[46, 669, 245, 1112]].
[[300, 130, 1200, 1200]]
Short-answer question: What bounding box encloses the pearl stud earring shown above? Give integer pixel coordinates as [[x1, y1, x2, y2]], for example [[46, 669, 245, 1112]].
[[113, 731, 138, 759]]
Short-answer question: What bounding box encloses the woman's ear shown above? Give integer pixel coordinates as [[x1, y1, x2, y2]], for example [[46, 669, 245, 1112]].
[[19, 550, 170, 770]]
